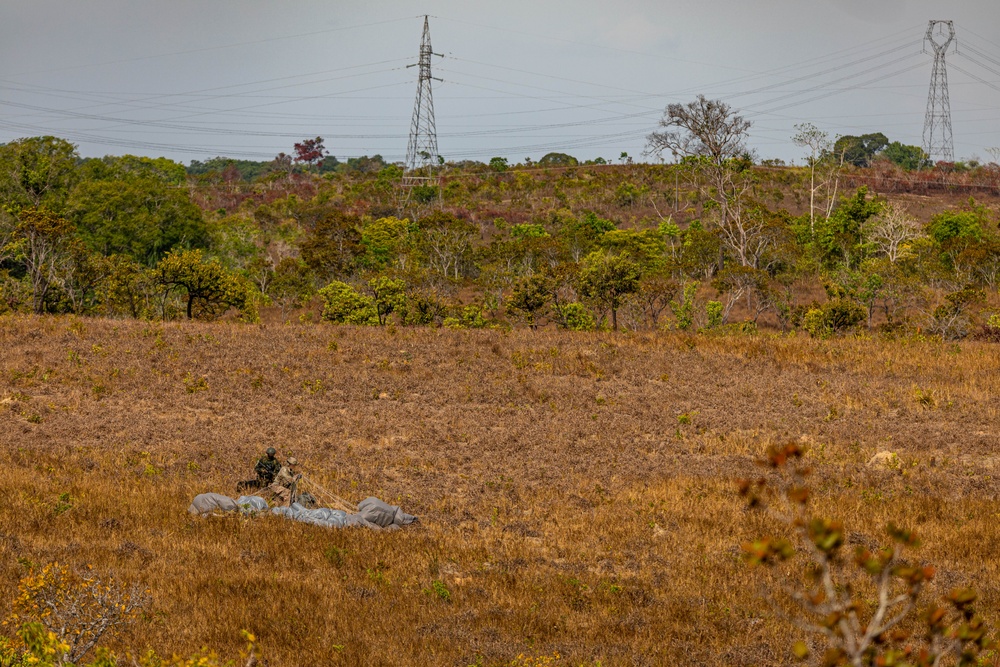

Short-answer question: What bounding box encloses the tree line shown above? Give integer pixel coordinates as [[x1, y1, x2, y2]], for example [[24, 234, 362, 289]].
[[0, 101, 998, 338]]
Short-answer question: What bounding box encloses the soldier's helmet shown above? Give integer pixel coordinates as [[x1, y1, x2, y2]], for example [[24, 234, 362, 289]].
[[266, 447, 277, 457], [287, 457, 299, 466]]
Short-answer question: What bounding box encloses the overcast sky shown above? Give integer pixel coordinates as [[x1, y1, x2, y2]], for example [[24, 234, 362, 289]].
[[1, 0, 999, 166]]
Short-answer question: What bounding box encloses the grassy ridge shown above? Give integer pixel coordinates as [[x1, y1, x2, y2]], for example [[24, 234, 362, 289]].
[[1, 316, 998, 665]]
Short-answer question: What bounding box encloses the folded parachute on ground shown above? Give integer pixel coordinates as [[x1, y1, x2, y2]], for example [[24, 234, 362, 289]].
[[187, 492, 418, 530], [187, 493, 239, 516]]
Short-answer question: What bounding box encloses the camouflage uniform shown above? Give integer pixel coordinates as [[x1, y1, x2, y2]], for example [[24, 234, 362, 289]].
[[263, 462, 301, 507], [254, 455, 281, 486]]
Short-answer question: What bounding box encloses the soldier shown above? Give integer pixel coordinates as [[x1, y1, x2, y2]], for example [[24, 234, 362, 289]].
[[238, 447, 281, 492], [264, 457, 302, 507], [254, 447, 281, 486], [260, 457, 302, 507]]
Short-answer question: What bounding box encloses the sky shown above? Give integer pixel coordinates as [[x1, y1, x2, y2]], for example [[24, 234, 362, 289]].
[[1, 0, 999, 166]]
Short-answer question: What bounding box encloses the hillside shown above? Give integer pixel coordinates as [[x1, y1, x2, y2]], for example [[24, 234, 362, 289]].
[[2, 136, 1000, 340], [2, 316, 998, 665]]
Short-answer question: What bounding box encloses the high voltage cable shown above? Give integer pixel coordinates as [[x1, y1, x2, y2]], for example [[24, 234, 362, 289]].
[[3, 17, 416, 79], [725, 40, 922, 101], [747, 62, 928, 118], [0, 60, 412, 124], [949, 62, 1000, 98]]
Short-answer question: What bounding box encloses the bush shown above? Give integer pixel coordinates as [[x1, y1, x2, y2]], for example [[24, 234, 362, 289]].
[[318, 281, 378, 325], [982, 313, 1000, 341], [802, 299, 866, 337], [705, 300, 723, 329], [741, 443, 997, 666], [553, 302, 595, 331], [443, 305, 490, 329]]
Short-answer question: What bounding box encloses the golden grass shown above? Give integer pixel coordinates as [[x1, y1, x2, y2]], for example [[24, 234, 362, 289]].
[[1, 315, 999, 665]]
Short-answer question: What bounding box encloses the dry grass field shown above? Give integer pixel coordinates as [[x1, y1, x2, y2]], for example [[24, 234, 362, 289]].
[[1, 315, 999, 665]]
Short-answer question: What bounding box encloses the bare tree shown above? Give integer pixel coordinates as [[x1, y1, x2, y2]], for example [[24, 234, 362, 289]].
[[792, 123, 847, 238], [864, 203, 923, 263], [647, 95, 752, 168], [646, 96, 764, 271]]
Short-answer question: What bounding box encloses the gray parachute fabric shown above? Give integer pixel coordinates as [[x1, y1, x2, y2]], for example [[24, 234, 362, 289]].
[[272, 503, 377, 529], [357, 497, 418, 528], [235, 495, 269, 515], [190, 491, 417, 529], [188, 493, 239, 516]]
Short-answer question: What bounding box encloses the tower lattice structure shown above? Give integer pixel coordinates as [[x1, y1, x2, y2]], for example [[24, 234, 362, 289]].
[[922, 20, 956, 163], [404, 16, 442, 181]]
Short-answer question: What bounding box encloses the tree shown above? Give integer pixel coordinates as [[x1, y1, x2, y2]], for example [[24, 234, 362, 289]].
[[507, 273, 552, 329], [365, 276, 406, 325], [267, 257, 315, 319], [13, 207, 75, 313], [293, 137, 326, 170], [419, 212, 476, 279], [0, 136, 79, 210], [300, 210, 363, 280], [793, 123, 833, 237], [155, 249, 255, 320], [537, 152, 578, 167], [68, 164, 209, 265], [833, 133, 889, 167], [489, 156, 509, 173], [647, 95, 752, 168], [318, 280, 377, 325], [646, 96, 755, 273], [578, 251, 641, 331], [816, 187, 885, 268], [864, 203, 923, 263], [882, 142, 931, 170], [99, 255, 156, 319]]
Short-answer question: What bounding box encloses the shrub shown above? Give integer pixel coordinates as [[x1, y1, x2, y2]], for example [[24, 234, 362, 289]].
[[7, 562, 149, 665], [802, 299, 866, 337], [318, 281, 377, 325], [669, 281, 699, 331], [928, 286, 985, 341], [553, 302, 595, 331], [740, 443, 997, 666], [443, 305, 490, 329], [705, 300, 723, 329]]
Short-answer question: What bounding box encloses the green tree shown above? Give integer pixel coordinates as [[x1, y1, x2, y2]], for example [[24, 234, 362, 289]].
[[0, 136, 79, 210], [13, 207, 75, 313], [68, 168, 208, 265], [99, 255, 156, 319], [155, 248, 256, 320], [300, 210, 363, 280], [881, 142, 931, 170], [360, 216, 414, 269], [832, 132, 889, 167], [537, 152, 578, 167], [267, 257, 315, 319], [507, 273, 552, 329], [816, 187, 885, 268], [365, 276, 406, 325], [578, 251, 641, 331]]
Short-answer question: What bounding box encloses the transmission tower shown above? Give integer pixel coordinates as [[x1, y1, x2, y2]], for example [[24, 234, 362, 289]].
[[404, 16, 442, 182], [922, 20, 956, 163]]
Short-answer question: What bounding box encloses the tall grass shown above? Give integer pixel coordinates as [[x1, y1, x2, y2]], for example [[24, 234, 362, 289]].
[[0, 315, 997, 665]]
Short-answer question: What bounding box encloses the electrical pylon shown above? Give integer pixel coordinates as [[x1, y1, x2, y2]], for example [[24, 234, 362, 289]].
[[922, 20, 956, 163], [404, 15, 442, 182]]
